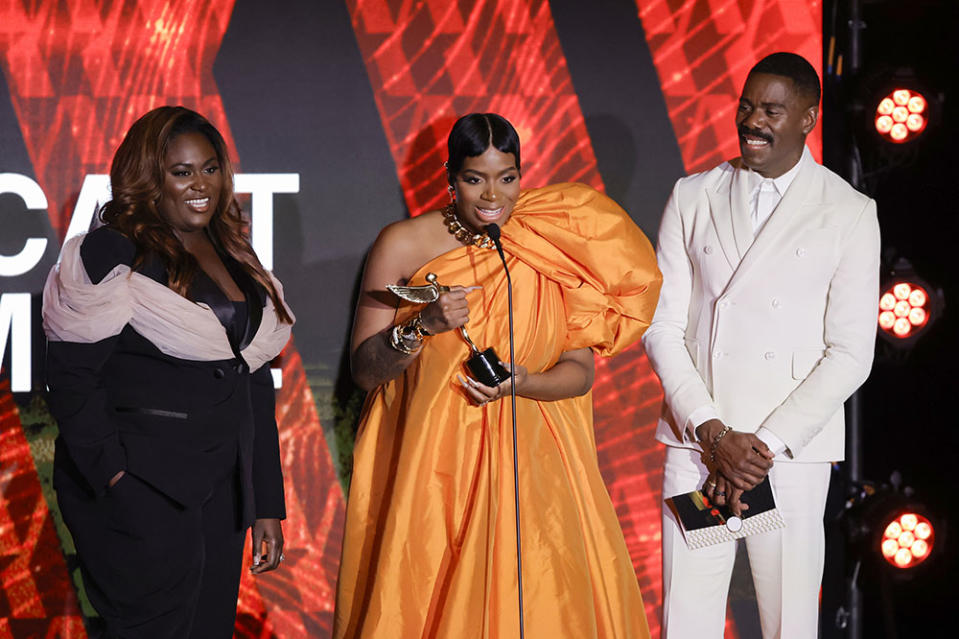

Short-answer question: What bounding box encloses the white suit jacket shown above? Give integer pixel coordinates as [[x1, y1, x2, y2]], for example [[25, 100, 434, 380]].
[[643, 150, 880, 462]]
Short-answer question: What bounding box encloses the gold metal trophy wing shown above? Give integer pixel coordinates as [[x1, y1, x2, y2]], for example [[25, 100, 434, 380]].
[[386, 272, 449, 303]]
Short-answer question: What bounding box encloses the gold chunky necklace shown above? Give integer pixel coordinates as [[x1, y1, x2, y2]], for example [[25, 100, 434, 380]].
[[442, 203, 494, 249]]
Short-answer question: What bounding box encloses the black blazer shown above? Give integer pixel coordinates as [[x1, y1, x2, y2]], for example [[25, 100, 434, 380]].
[[47, 227, 285, 527]]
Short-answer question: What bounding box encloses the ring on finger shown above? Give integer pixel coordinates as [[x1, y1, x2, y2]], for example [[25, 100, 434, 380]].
[[715, 491, 726, 497], [706, 481, 717, 489]]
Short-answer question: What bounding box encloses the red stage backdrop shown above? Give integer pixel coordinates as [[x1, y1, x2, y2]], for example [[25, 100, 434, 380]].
[[0, 1, 820, 637]]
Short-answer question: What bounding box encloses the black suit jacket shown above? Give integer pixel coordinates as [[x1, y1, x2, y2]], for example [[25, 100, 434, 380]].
[[47, 227, 285, 527]]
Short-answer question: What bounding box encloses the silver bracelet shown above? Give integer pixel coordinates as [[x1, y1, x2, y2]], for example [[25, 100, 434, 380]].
[[709, 425, 733, 463]]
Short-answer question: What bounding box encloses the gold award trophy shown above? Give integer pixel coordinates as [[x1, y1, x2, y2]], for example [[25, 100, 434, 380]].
[[388, 273, 510, 386]]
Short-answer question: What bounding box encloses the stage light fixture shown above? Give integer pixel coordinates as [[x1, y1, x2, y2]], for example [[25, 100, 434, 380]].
[[873, 88, 927, 143], [842, 472, 940, 577], [876, 258, 943, 349], [880, 512, 934, 568], [878, 281, 928, 338]]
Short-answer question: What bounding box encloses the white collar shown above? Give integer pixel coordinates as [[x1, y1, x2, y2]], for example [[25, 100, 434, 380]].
[[745, 145, 810, 195]]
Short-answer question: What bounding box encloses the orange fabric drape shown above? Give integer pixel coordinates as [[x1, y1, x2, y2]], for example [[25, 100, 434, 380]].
[[334, 184, 661, 638]]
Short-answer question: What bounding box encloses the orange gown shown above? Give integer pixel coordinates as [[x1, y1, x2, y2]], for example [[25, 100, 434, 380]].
[[334, 183, 662, 638]]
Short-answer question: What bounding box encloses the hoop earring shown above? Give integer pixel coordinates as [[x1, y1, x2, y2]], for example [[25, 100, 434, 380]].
[[448, 184, 455, 202]]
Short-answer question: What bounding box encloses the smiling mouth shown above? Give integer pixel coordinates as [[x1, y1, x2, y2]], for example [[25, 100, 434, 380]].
[[185, 197, 211, 212], [475, 206, 504, 221], [740, 129, 772, 148], [743, 137, 770, 147]]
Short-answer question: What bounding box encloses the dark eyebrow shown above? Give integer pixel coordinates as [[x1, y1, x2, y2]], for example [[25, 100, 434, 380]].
[[168, 156, 218, 169], [760, 101, 787, 110], [461, 166, 518, 176]]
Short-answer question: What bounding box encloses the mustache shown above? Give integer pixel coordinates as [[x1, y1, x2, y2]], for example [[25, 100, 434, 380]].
[[738, 125, 773, 143]]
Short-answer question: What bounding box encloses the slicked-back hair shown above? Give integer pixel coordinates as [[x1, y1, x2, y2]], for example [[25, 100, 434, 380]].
[[446, 113, 521, 184], [748, 52, 821, 107]]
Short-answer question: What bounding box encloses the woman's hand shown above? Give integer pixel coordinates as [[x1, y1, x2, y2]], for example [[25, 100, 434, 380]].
[[458, 348, 595, 404], [458, 361, 528, 405], [250, 518, 284, 574], [420, 286, 480, 335], [107, 470, 126, 489]]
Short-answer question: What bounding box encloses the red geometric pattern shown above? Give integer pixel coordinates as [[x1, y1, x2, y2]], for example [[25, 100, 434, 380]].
[[0, 2, 343, 636], [347, 0, 667, 633], [347, 0, 606, 214], [0, 381, 85, 638], [0, 0, 238, 239], [235, 346, 344, 638], [636, 0, 823, 174]]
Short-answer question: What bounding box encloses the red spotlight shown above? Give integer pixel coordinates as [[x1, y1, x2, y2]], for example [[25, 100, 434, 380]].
[[877, 258, 942, 349], [843, 473, 941, 582], [878, 281, 929, 339], [881, 512, 934, 568], [874, 88, 928, 143]]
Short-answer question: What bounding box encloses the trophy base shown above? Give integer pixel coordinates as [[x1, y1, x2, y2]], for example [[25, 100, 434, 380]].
[[466, 348, 510, 387]]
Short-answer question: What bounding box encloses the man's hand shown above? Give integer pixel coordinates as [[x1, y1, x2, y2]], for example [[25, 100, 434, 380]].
[[697, 419, 774, 490], [703, 472, 749, 517]]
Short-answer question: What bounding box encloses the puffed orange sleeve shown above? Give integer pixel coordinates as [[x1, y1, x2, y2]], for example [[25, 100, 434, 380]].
[[500, 182, 662, 357]]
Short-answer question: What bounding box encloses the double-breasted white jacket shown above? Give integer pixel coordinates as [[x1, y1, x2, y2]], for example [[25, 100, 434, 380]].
[[643, 148, 880, 462]]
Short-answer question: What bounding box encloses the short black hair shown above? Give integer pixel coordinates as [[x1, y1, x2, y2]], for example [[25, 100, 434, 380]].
[[446, 113, 521, 184], [749, 52, 821, 106]]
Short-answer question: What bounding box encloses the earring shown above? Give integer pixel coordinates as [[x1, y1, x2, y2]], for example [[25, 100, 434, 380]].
[[448, 184, 455, 202]]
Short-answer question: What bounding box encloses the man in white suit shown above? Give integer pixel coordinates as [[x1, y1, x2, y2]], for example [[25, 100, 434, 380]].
[[643, 53, 880, 638]]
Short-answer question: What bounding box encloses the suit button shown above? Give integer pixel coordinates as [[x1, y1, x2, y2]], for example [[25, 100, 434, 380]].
[[772, 298, 781, 308], [213, 367, 225, 379], [796, 247, 807, 257], [719, 300, 729, 309], [704, 245, 713, 254], [235, 362, 247, 374], [713, 350, 722, 359], [764, 351, 776, 360]]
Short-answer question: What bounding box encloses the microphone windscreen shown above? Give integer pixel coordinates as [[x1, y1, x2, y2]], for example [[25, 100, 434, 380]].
[[485, 223, 501, 241]]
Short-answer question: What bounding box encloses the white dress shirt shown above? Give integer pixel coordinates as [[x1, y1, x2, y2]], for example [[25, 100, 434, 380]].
[[686, 148, 812, 456]]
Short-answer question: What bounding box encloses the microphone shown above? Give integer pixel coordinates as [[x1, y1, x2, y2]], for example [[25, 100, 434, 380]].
[[486, 222, 505, 262], [485, 223, 525, 638]]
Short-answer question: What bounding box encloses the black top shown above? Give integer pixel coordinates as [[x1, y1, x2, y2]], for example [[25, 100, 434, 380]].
[[46, 225, 286, 527]]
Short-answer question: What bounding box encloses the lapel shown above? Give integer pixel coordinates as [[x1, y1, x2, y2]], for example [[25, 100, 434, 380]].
[[723, 153, 823, 298], [705, 159, 754, 272], [190, 258, 265, 361], [223, 257, 264, 351], [191, 270, 241, 353]]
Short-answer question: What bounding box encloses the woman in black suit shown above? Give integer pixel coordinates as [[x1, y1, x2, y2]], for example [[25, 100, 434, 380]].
[[42, 106, 294, 638]]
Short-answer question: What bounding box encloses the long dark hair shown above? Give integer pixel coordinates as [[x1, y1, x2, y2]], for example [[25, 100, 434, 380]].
[[446, 113, 521, 183], [99, 106, 292, 323]]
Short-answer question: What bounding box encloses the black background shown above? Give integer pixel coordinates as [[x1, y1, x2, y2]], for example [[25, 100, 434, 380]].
[[823, 1, 958, 637]]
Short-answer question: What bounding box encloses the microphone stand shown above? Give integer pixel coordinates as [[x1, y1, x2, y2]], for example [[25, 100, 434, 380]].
[[486, 223, 524, 639]]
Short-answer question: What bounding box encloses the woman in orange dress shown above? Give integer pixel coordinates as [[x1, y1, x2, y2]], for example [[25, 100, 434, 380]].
[[334, 113, 661, 638]]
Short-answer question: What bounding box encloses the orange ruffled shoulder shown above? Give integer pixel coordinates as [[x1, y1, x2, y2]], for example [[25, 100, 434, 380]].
[[501, 182, 662, 357]]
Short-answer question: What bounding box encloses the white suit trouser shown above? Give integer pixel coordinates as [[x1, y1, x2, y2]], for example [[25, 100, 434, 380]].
[[661, 446, 831, 639]]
